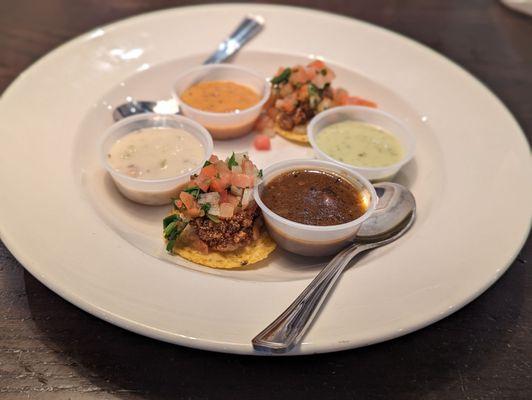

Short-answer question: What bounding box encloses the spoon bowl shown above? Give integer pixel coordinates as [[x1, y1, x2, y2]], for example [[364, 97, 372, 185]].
[[357, 183, 416, 241], [252, 182, 416, 353]]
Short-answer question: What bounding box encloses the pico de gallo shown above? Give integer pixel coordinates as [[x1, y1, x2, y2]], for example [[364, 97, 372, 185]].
[[254, 60, 377, 135], [163, 152, 264, 254]]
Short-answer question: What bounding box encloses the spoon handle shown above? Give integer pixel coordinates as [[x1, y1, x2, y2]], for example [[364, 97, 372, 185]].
[[252, 242, 372, 353], [203, 15, 265, 64]]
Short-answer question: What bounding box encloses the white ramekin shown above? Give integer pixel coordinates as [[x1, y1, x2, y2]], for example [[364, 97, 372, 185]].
[[254, 159, 377, 256], [173, 64, 270, 140], [308, 106, 416, 181], [100, 114, 213, 205]]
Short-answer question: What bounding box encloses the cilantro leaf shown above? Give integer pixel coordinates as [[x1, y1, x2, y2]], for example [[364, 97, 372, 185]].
[[164, 220, 189, 253], [183, 186, 200, 199], [271, 68, 291, 85], [171, 197, 180, 210], [227, 152, 238, 169], [308, 83, 319, 97], [166, 239, 176, 253], [163, 214, 179, 229], [163, 221, 178, 238]]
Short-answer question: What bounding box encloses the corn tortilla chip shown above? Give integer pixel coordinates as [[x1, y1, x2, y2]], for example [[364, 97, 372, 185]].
[[274, 124, 310, 144], [171, 231, 276, 269]]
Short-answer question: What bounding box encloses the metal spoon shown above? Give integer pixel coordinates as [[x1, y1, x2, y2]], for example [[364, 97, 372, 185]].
[[252, 182, 416, 354], [112, 15, 265, 121]]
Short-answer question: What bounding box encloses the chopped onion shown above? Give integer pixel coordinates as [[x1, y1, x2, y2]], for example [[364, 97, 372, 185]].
[[230, 185, 243, 196], [241, 188, 253, 209], [219, 203, 234, 218], [198, 192, 220, 205], [208, 203, 221, 216], [234, 152, 249, 166]]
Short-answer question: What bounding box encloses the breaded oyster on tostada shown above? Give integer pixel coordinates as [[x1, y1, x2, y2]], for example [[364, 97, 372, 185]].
[[163, 152, 275, 269]]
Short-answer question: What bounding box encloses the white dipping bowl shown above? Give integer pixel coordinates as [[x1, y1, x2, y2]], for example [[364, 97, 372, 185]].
[[100, 114, 213, 206], [173, 64, 271, 140], [308, 106, 416, 181], [254, 159, 377, 257]]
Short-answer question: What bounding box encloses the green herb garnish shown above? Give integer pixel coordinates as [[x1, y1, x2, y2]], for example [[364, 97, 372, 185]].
[[163, 214, 178, 229], [201, 203, 211, 213], [203, 160, 212, 167], [183, 186, 200, 199], [308, 83, 319, 97], [163, 221, 178, 238], [308, 83, 321, 108], [164, 219, 188, 253], [227, 152, 238, 169], [166, 239, 176, 252], [258, 169, 263, 178], [271, 68, 291, 85], [171, 197, 180, 210]]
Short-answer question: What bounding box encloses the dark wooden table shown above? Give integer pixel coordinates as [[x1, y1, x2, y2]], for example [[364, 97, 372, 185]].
[[1, 1, 531, 399]]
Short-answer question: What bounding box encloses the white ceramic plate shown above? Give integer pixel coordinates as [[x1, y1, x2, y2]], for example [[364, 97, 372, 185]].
[[0, 4, 530, 355]]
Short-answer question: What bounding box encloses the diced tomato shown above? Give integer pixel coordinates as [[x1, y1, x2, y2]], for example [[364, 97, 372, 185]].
[[210, 179, 225, 194], [289, 66, 308, 85], [184, 207, 202, 219], [334, 88, 349, 105], [275, 98, 296, 114], [311, 71, 334, 89], [219, 190, 229, 204], [200, 163, 217, 178], [175, 200, 183, 209], [210, 174, 231, 193], [209, 154, 219, 163], [267, 106, 279, 120], [179, 191, 197, 210], [279, 83, 294, 97], [219, 171, 232, 186], [297, 84, 310, 101], [308, 59, 326, 70], [254, 114, 274, 131], [192, 175, 211, 192], [215, 160, 230, 174], [231, 173, 253, 188], [219, 203, 235, 219], [304, 66, 317, 81], [325, 67, 336, 80], [346, 96, 378, 108], [254, 134, 271, 151], [241, 159, 255, 175]]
